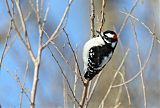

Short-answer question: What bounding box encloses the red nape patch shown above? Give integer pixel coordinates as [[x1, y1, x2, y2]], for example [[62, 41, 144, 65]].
[[113, 35, 118, 40]]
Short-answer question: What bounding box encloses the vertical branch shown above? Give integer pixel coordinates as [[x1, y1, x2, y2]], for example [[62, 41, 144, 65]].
[[42, 0, 74, 48], [48, 46, 80, 106], [0, 20, 12, 69], [63, 79, 68, 108], [79, 0, 96, 107], [30, 57, 41, 108], [99, 0, 106, 32], [86, 71, 102, 107], [80, 80, 90, 108], [90, 0, 95, 37], [19, 61, 29, 108], [114, 73, 123, 107], [117, 0, 139, 36], [40, 0, 44, 18], [2, 64, 31, 101], [112, 13, 155, 88], [30, 1, 44, 107], [98, 49, 129, 108], [117, 71, 131, 105], [73, 61, 78, 108], [6, 0, 30, 53], [15, 0, 35, 62], [131, 21, 146, 108], [63, 28, 84, 84]]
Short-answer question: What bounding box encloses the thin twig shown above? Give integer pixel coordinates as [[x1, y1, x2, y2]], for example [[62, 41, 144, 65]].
[[42, 27, 76, 74], [73, 54, 78, 108], [112, 35, 154, 87], [48, 46, 80, 107], [15, 0, 35, 62], [120, 11, 160, 43], [29, 0, 39, 20], [6, 0, 25, 46], [114, 73, 123, 107], [90, 0, 95, 37], [40, 0, 44, 18], [42, 0, 74, 48], [118, 71, 131, 105], [63, 28, 85, 84], [1, 64, 31, 101], [63, 78, 68, 108], [30, 3, 46, 107], [19, 61, 29, 108], [118, 0, 139, 36], [86, 70, 102, 107], [131, 20, 146, 108], [0, 19, 12, 69], [98, 49, 129, 108], [99, 0, 106, 32], [114, 102, 121, 108], [80, 80, 90, 108]]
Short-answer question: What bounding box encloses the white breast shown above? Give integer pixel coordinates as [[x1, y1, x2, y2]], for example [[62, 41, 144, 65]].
[[83, 37, 105, 71]]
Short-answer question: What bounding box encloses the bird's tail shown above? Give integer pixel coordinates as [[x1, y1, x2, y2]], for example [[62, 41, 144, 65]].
[[84, 70, 98, 81]]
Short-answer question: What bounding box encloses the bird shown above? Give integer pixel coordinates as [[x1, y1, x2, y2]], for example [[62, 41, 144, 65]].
[[83, 30, 118, 80]]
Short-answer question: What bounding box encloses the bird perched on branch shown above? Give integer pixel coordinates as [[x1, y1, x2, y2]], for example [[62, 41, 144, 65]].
[[83, 30, 118, 80]]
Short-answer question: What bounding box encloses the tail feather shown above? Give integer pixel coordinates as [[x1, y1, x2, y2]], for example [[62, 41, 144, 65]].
[[84, 70, 99, 80]]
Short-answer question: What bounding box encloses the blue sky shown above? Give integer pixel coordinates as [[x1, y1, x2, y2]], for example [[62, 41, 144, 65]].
[[0, 0, 159, 108]]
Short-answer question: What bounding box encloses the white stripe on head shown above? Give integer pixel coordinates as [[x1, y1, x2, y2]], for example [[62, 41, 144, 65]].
[[106, 33, 114, 38]]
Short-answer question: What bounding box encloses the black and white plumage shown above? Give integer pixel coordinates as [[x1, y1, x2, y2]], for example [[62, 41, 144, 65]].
[[83, 30, 118, 80]]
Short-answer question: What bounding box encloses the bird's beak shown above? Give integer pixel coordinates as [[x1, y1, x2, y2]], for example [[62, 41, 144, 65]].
[[96, 31, 103, 38], [96, 31, 101, 35]]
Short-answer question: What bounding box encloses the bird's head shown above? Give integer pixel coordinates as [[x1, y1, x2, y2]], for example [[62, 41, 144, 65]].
[[97, 30, 118, 43]]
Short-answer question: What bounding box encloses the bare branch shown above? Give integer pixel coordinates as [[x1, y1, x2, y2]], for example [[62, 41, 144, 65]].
[[42, 28, 76, 74], [114, 74, 123, 107], [42, 0, 74, 48], [98, 49, 129, 108], [15, 0, 35, 62], [99, 0, 106, 32], [73, 57, 78, 108], [30, 3, 47, 107], [0, 19, 12, 69], [63, 79, 68, 108], [48, 46, 80, 106], [120, 11, 160, 43], [86, 70, 102, 107], [6, 0, 33, 55], [118, 0, 139, 36], [80, 80, 90, 108], [90, 0, 95, 37], [63, 28, 85, 84], [112, 35, 154, 87], [19, 61, 29, 108], [131, 20, 146, 108], [2, 64, 31, 102], [118, 71, 131, 105], [114, 102, 121, 108]]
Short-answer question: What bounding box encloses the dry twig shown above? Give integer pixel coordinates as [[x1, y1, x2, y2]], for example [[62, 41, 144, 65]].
[[63, 28, 85, 84], [19, 61, 29, 108], [99, 0, 106, 32], [131, 20, 146, 108], [42, 0, 74, 48], [80, 80, 90, 108], [98, 49, 129, 108], [48, 46, 80, 106], [112, 35, 154, 87], [90, 0, 95, 37]]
